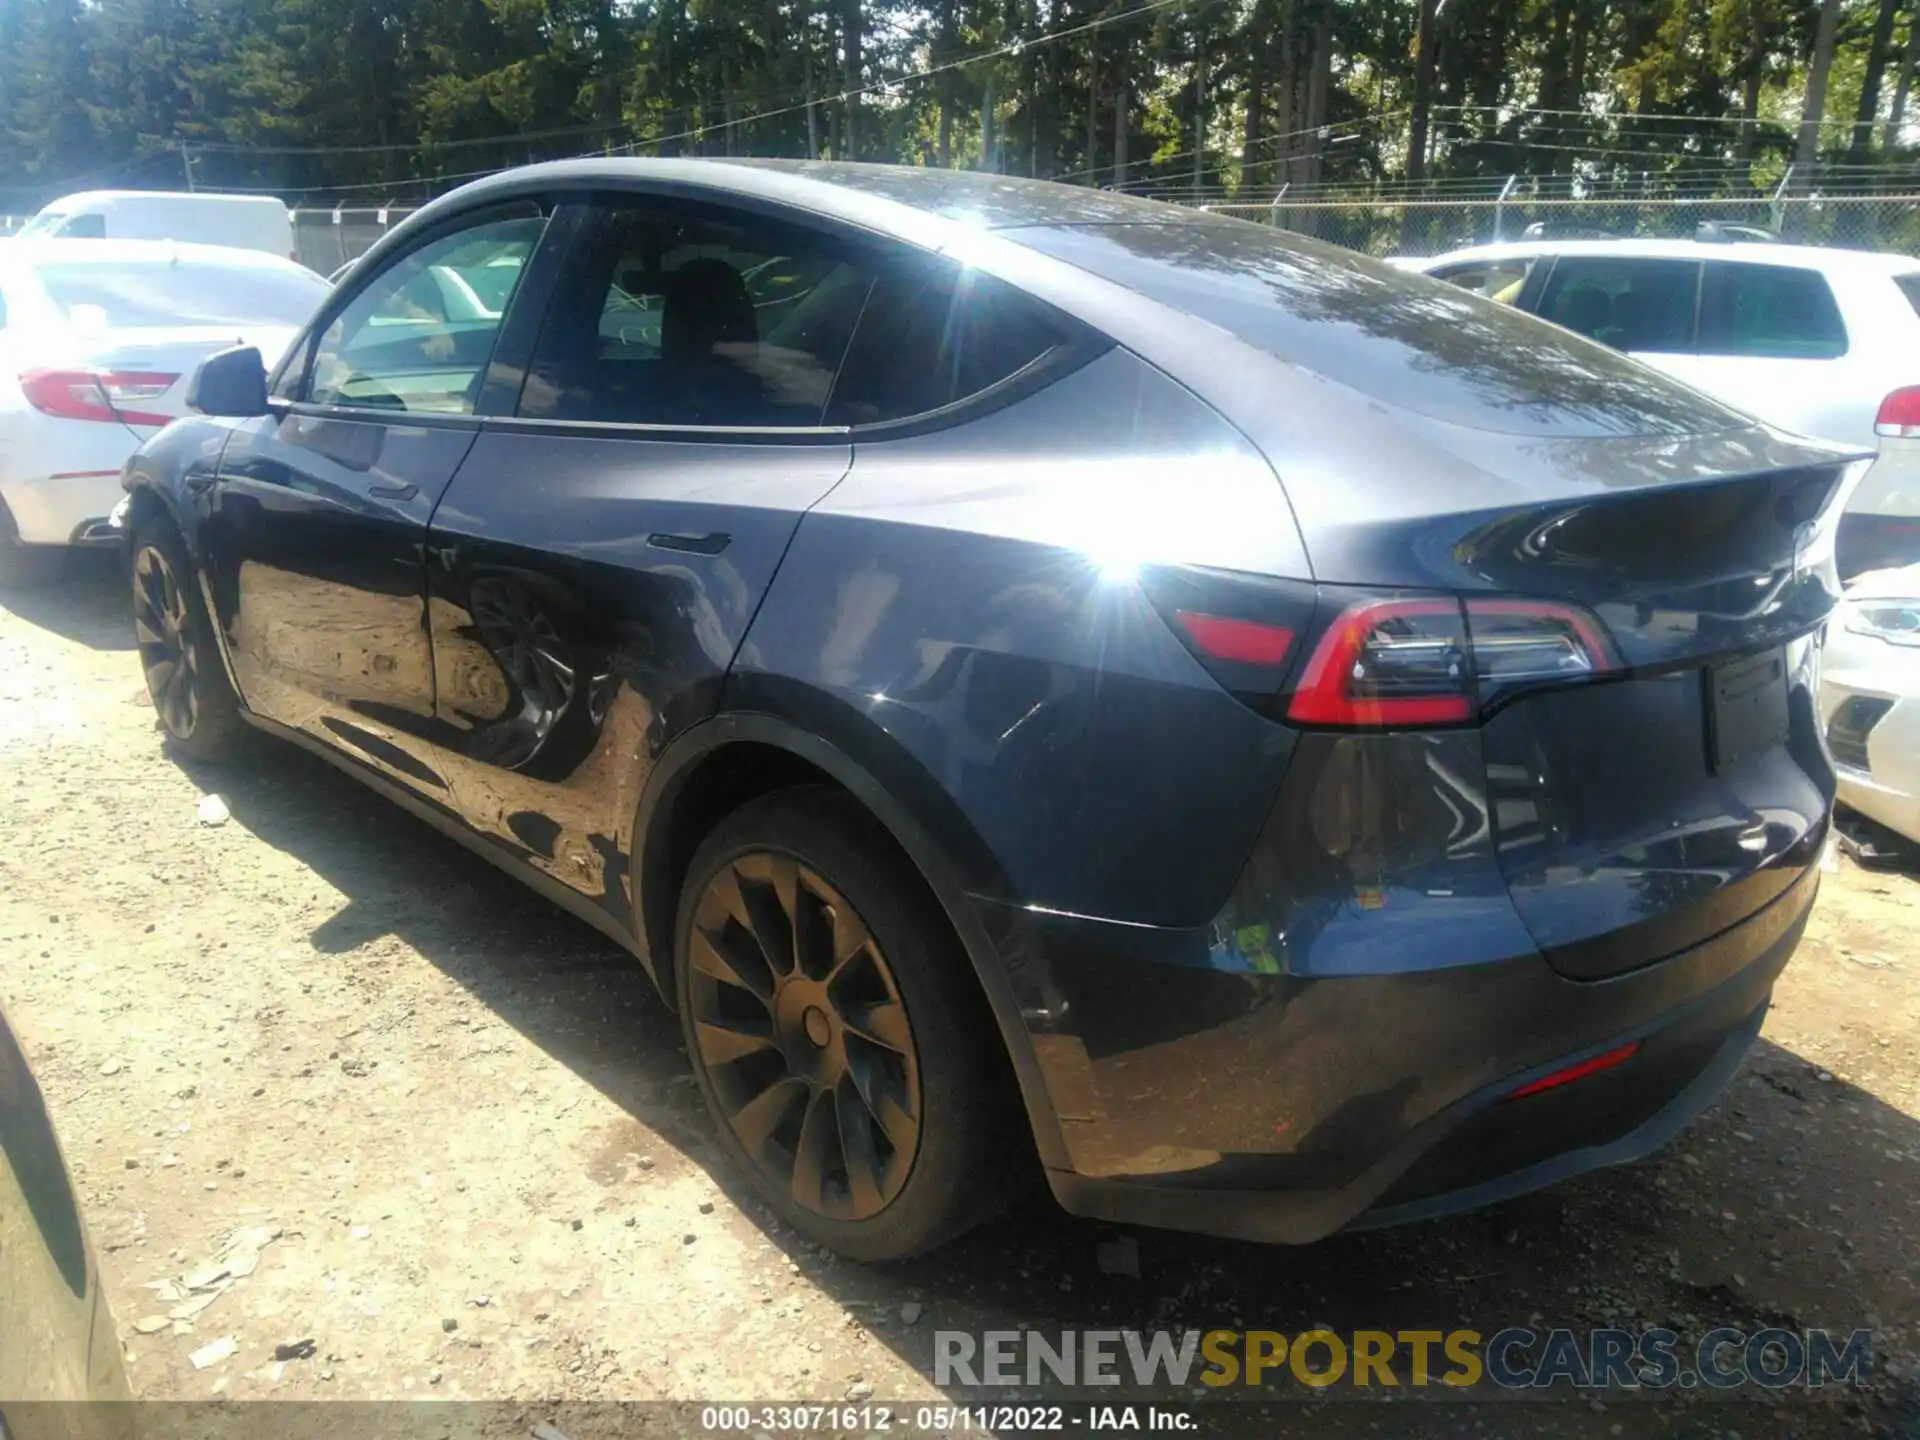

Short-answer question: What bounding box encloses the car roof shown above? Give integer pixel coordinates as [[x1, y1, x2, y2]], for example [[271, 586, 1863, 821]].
[[408, 157, 1201, 243], [0, 237, 310, 272], [1419, 236, 1920, 277], [37, 190, 289, 210]]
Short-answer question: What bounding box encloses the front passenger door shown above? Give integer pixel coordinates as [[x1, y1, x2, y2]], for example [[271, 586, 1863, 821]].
[[202, 205, 550, 793]]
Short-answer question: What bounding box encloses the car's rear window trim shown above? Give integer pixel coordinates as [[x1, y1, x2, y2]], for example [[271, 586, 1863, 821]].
[[477, 412, 853, 444]]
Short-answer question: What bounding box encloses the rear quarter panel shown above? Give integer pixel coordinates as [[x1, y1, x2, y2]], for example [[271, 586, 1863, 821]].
[[730, 346, 1306, 929]]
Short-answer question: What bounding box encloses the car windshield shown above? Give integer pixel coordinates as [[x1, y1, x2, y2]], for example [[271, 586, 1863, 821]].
[[16, 210, 69, 238], [34, 258, 327, 329]]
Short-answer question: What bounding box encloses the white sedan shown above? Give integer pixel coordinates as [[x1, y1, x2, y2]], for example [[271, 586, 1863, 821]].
[[0, 238, 327, 584], [1821, 564, 1920, 846]]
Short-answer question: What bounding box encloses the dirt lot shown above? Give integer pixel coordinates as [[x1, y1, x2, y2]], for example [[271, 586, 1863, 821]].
[[2, 556, 1918, 1438]]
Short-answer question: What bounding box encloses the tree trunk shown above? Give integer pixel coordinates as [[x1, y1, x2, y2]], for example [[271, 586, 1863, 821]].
[[1240, 66, 1265, 193], [1789, 0, 1844, 198], [1026, 0, 1041, 175], [982, 68, 997, 170], [1112, 69, 1129, 186], [1853, 0, 1903, 158], [1407, 0, 1438, 182], [805, 46, 820, 158], [1191, 34, 1205, 197], [1277, 0, 1298, 185], [1305, 4, 1331, 183], [938, 0, 956, 165], [1885, 6, 1920, 150], [1736, 4, 1764, 164], [1085, 27, 1100, 179], [842, 0, 862, 160]]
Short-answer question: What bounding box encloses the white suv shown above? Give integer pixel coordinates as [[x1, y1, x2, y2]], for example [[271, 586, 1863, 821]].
[[1410, 235, 1920, 578]]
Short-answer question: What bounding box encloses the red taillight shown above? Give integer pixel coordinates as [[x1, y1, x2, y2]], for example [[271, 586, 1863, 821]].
[[1876, 386, 1920, 439], [1463, 597, 1621, 706], [1286, 595, 1620, 729], [1173, 611, 1295, 666], [19, 369, 177, 427], [1505, 1041, 1640, 1100], [1286, 598, 1474, 727]]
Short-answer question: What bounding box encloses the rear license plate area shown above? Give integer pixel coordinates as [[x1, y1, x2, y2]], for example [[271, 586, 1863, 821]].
[[1707, 647, 1789, 773]]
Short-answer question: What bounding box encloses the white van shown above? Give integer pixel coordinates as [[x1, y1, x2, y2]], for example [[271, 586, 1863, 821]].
[[18, 191, 296, 262]]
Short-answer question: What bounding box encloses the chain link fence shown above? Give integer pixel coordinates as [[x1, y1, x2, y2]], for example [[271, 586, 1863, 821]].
[[291, 206, 418, 274], [1196, 193, 1920, 258]]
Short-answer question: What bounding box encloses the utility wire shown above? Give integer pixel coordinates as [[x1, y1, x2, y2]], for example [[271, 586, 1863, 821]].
[[607, 0, 1214, 156]]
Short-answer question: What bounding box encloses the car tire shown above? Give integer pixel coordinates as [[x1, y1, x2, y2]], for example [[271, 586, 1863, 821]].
[[674, 787, 1023, 1261], [129, 517, 246, 762]]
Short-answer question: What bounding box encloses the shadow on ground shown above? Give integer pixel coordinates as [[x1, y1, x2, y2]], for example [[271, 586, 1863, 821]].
[[174, 733, 1920, 1439], [0, 552, 132, 652]]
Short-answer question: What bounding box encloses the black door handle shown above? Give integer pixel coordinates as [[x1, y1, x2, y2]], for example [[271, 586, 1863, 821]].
[[368, 482, 419, 501], [647, 532, 730, 555]]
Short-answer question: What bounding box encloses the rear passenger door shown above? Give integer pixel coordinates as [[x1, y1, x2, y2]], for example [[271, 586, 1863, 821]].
[[1686, 261, 1856, 444], [1529, 256, 1703, 381], [418, 195, 873, 917]]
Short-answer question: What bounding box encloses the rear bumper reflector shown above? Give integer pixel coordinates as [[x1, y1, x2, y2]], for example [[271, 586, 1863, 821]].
[[1505, 1041, 1641, 1100]]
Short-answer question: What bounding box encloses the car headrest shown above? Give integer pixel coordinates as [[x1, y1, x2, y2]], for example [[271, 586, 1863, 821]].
[[661, 259, 757, 362]]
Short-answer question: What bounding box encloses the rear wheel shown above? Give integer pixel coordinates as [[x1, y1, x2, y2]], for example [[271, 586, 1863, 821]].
[[674, 788, 1021, 1261], [130, 518, 245, 761]]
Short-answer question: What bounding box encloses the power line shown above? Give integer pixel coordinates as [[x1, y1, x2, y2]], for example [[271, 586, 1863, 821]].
[[1425, 100, 1871, 130], [608, 0, 1213, 157], [189, 117, 637, 157], [1054, 107, 1406, 185]]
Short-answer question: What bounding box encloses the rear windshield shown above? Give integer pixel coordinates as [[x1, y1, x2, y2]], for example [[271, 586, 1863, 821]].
[[1007, 222, 1754, 438], [36, 259, 327, 329], [1899, 274, 1920, 320]]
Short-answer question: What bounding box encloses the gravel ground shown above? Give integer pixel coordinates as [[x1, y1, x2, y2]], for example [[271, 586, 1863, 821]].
[[2, 556, 1917, 1439]]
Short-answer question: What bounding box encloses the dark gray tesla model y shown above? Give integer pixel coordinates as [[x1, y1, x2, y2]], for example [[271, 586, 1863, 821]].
[[119, 159, 1863, 1260]]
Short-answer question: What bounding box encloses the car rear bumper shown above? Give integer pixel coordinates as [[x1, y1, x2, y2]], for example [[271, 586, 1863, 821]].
[[0, 464, 131, 547], [1839, 441, 1920, 579], [987, 849, 1817, 1245]]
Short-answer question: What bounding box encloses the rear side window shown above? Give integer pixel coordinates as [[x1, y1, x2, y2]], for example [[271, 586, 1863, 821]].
[[1698, 262, 1848, 359], [55, 213, 106, 239], [519, 204, 872, 428], [1535, 258, 1700, 354], [1892, 274, 1920, 321], [36, 259, 328, 329], [825, 261, 1064, 426]]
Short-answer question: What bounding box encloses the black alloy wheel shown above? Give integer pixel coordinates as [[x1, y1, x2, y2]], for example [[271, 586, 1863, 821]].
[[686, 851, 922, 1221], [132, 542, 199, 741], [129, 518, 243, 761], [674, 789, 1025, 1260]]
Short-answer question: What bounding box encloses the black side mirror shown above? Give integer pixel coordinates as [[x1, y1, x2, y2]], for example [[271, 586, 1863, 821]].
[[187, 346, 270, 418]]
